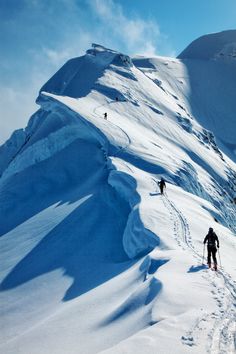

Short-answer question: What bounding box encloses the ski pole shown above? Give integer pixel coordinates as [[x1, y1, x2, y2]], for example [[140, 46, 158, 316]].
[[202, 244, 205, 265], [218, 247, 222, 268]]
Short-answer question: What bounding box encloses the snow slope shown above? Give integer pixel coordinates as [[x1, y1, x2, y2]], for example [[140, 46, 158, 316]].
[[178, 30, 236, 155], [0, 37, 236, 354]]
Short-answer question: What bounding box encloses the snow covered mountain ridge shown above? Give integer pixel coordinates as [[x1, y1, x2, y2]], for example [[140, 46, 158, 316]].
[[0, 31, 236, 354]]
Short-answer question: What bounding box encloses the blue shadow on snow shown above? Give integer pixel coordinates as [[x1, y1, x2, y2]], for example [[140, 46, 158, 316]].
[[188, 264, 208, 273]]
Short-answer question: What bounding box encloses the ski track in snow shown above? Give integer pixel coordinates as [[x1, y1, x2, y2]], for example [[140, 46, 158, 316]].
[[161, 192, 236, 354], [93, 101, 131, 154], [85, 67, 236, 353]]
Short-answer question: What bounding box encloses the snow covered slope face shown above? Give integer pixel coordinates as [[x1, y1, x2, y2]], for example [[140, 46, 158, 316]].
[[177, 30, 236, 153], [1, 41, 236, 354], [178, 30, 236, 61]]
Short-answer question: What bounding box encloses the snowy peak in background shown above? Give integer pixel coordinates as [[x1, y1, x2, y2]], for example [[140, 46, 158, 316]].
[[178, 29, 236, 61]]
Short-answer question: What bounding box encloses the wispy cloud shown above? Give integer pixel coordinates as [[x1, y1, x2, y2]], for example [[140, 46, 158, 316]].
[[91, 0, 160, 55]]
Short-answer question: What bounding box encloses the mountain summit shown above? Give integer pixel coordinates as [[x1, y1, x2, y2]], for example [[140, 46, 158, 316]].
[[1, 33, 236, 354], [178, 29, 236, 61], [40, 43, 132, 99]]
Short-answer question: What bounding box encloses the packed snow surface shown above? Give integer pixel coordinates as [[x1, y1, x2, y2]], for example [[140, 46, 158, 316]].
[[0, 36, 236, 354]]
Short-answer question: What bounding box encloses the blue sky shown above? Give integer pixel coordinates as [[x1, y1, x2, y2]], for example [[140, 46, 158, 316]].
[[1, 0, 236, 143]]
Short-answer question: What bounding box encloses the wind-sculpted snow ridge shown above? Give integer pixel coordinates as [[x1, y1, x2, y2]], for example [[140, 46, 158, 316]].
[[0, 95, 107, 182], [0, 91, 159, 259], [107, 159, 160, 259], [0, 108, 45, 176], [1, 36, 236, 354], [0, 128, 28, 176]]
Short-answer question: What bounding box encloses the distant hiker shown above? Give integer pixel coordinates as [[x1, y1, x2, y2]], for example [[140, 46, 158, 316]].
[[203, 227, 219, 270], [104, 112, 107, 120], [116, 97, 118, 102], [158, 178, 166, 195]]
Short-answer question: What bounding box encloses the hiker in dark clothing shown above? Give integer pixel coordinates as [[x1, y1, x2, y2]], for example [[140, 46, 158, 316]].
[[203, 227, 219, 270], [104, 112, 107, 120], [158, 178, 166, 194]]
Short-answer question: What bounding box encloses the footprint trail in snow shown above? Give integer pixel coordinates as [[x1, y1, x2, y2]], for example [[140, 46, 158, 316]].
[[161, 193, 236, 354]]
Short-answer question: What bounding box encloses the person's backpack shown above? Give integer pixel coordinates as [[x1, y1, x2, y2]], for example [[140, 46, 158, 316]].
[[208, 233, 216, 247]]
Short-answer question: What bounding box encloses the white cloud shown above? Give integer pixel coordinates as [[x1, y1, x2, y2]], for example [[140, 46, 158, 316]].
[[91, 0, 160, 55], [41, 31, 93, 67]]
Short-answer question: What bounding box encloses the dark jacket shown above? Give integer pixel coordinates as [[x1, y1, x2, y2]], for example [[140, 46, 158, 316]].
[[204, 231, 219, 248], [158, 179, 166, 188]]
